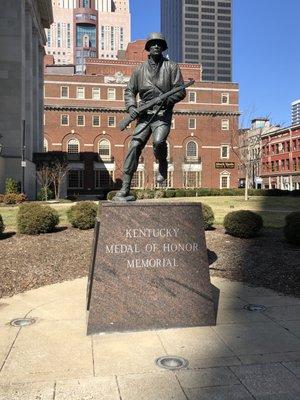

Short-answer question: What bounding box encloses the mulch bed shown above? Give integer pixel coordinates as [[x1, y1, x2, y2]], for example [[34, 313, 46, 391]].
[[0, 226, 299, 299]]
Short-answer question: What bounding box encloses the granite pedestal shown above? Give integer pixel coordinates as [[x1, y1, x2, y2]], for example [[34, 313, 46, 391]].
[[87, 201, 216, 335]]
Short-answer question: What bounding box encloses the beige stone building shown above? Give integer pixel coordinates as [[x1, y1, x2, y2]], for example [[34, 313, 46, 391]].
[[0, 0, 53, 198], [45, 0, 131, 68]]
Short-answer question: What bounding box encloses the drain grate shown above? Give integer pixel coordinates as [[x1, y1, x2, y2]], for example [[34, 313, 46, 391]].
[[155, 356, 188, 370], [244, 304, 266, 312], [10, 318, 36, 327]]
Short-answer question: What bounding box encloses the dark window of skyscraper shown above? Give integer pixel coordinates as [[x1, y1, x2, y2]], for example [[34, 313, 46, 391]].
[[202, 48, 215, 53], [218, 15, 231, 21], [218, 8, 231, 14], [218, 42, 230, 48], [202, 21, 215, 26], [218, 49, 231, 54], [203, 68, 215, 74], [186, 47, 198, 52], [218, 63, 230, 68], [186, 54, 199, 59], [185, 0, 199, 4], [185, 41, 198, 46], [82, 0, 90, 7], [202, 1, 214, 5], [202, 28, 215, 33], [218, 29, 230, 34], [202, 14, 215, 19], [185, 13, 198, 18], [218, 56, 230, 61], [186, 34, 199, 39], [218, 69, 230, 74], [218, 22, 230, 27], [186, 20, 199, 25], [202, 62, 215, 67], [218, 2, 231, 7], [201, 8, 215, 13], [185, 27, 199, 32], [202, 41, 214, 47], [218, 76, 231, 82], [202, 35, 214, 40], [218, 35, 231, 41], [186, 6, 198, 11], [202, 55, 215, 60]]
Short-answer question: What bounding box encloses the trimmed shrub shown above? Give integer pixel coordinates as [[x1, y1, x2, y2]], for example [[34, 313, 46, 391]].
[[0, 215, 5, 236], [284, 222, 300, 245], [106, 191, 118, 201], [17, 203, 59, 235], [175, 189, 186, 197], [0, 194, 4, 203], [142, 189, 155, 199], [3, 193, 27, 205], [224, 210, 263, 238], [285, 212, 300, 226], [185, 189, 197, 197], [67, 201, 97, 230], [136, 190, 144, 200], [201, 203, 215, 230], [165, 189, 176, 198], [37, 188, 54, 201], [154, 189, 165, 199], [5, 178, 19, 194]]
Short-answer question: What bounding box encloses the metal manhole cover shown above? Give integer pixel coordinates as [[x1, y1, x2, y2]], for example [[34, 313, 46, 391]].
[[155, 356, 188, 370], [244, 304, 266, 312], [10, 318, 36, 327]]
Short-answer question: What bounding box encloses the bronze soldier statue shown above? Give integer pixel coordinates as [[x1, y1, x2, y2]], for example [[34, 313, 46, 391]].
[[114, 32, 187, 200]]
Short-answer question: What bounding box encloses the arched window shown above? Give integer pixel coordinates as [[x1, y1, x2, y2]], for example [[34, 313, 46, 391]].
[[43, 138, 48, 153], [67, 139, 79, 154], [98, 139, 111, 159], [186, 140, 198, 159]]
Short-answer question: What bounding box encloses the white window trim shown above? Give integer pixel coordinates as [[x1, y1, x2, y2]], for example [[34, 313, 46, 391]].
[[67, 139, 80, 153], [221, 119, 229, 130], [92, 87, 101, 100], [221, 144, 230, 159], [188, 91, 196, 103], [188, 118, 196, 130], [92, 115, 101, 127], [76, 86, 85, 99], [107, 88, 116, 100], [61, 114, 69, 126], [98, 139, 111, 159], [60, 85, 69, 98], [108, 116, 116, 127], [186, 140, 198, 159], [220, 171, 231, 189], [77, 115, 85, 126], [221, 92, 229, 104]]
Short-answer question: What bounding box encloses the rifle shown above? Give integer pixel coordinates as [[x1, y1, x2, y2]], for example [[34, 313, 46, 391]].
[[119, 79, 195, 131]]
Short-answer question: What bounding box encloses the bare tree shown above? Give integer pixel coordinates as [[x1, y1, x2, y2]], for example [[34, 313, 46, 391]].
[[230, 113, 275, 201], [49, 159, 68, 201], [36, 163, 52, 201]]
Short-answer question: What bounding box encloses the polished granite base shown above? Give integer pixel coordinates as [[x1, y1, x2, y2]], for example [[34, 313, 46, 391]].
[[87, 201, 216, 335]]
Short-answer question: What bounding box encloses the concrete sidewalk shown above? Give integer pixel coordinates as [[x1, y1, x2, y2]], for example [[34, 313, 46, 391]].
[[0, 277, 299, 399]]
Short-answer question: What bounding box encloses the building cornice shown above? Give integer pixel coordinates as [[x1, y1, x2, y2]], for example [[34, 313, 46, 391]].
[[44, 104, 240, 117]]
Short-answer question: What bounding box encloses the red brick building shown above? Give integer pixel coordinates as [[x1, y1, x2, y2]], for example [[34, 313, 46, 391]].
[[261, 124, 300, 190], [43, 40, 240, 196]]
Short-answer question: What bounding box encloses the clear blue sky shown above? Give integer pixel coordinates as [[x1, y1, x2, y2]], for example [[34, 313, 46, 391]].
[[130, 0, 300, 127]]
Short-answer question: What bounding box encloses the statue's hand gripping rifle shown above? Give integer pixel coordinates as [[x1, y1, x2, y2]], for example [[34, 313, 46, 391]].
[[119, 79, 195, 131]]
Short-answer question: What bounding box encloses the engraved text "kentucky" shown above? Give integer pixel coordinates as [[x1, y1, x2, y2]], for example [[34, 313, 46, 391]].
[[125, 228, 179, 238]]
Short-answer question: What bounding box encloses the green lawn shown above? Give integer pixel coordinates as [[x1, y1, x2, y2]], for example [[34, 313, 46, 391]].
[[0, 196, 299, 230]]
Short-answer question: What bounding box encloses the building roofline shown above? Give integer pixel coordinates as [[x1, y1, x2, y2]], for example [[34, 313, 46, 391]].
[[262, 123, 300, 137]]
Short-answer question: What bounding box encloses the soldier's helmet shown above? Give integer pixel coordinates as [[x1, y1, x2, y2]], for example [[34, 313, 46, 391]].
[[145, 32, 168, 52]]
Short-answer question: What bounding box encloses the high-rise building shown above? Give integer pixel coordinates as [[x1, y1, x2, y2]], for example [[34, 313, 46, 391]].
[[45, 0, 131, 71], [161, 0, 232, 82], [292, 100, 300, 125]]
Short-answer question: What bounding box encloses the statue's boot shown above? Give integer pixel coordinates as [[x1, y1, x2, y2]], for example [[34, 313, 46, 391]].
[[156, 159, 168, 183], [115, 173, 132, 197]]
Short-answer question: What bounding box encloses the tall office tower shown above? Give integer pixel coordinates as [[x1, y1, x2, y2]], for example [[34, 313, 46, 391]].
[[96, 0, 131, 59], [161, 0, 232, 82], [292, 100, 300, 125], [45, 0, 130, 69]]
